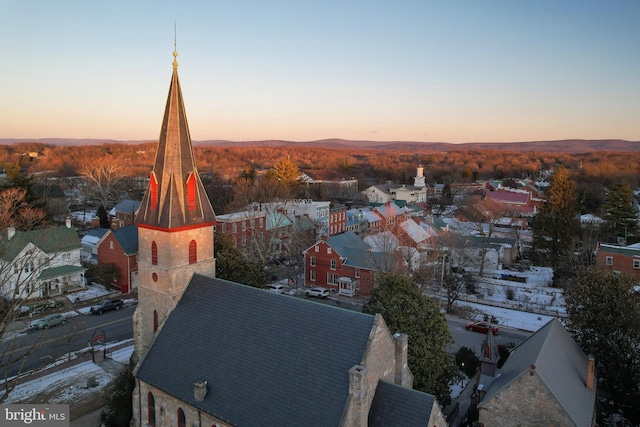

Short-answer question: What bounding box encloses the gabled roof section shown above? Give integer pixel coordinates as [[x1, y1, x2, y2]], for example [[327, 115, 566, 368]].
[[364, 231, 399, 253], [135, 52, 216, 230], [111, 225, 139, 255], [1, 226, 81, 261], [300, 169, 356, 182], [135, 274, 376, 426], [398, 219, 430, 244], [266, 212, 292, 230], [597, 242, 640, 256], [369, 380, 436, 426], [110, 199, 141, 216], [327, 231, 370, 256], [80, 228, 109, 247], [480, 318, 596, 427], [328, 232, 396, 272]]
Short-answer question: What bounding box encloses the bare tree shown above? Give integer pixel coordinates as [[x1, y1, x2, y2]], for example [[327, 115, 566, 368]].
[[0, 189, 67, 402], [0, 248, 60, 403], [0, 188, 47, 231], [80, 158, 129, 209], [432, 232, 477, 312]]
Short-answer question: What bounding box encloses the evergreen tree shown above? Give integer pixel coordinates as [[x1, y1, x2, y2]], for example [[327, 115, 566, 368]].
[[100, 364, 134, 427], [531, 166, 580, 283], [602, 183, 638, 243], [96, 205, 110, 228], [214, 234, 267, 288], [271, 157, 301, 187], [564, 268, 640, 425], [363, 274, 459, 404]]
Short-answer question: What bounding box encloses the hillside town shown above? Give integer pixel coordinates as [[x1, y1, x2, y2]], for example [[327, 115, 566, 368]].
[[1, 48, 640, 427]]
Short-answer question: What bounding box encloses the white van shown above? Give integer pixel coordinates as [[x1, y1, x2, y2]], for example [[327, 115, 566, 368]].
[[267, 284, 285, 294]]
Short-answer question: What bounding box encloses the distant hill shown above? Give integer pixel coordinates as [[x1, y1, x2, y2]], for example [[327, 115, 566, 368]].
[[1, 138, 639, 154]]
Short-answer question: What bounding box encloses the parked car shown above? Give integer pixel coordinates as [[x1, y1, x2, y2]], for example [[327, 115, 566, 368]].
[[466, 320, 499, 335], [90, 298, 124, 314], [267, 284, 285, 294], [34, 313, 66, 329], [305, 287, 329, 298]]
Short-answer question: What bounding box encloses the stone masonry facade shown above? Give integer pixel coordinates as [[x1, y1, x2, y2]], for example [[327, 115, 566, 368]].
[[479, 373, 573, 426]]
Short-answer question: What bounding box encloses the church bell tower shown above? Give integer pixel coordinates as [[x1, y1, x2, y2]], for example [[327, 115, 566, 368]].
[[132, 49, 217, 362]]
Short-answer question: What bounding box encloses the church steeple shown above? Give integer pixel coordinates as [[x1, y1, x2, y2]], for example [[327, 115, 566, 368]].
[[132, 48, 217, 366], [136, 49, 216, 230]]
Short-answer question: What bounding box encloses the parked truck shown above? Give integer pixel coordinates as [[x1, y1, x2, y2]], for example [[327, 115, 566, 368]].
[[90, 298, 124, 314]]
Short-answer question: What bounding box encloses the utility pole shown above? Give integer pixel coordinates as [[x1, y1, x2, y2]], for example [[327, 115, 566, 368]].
[[439, 253, 446, 311]]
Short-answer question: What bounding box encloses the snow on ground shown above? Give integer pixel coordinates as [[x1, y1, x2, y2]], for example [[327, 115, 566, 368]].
[[450, 377, 470, 399], [5, 360, 113, 404], [66, 283, 112, 302], [70, 210, 97, 225], [457, 300, 554, 332], [5, 342, 134, 404]]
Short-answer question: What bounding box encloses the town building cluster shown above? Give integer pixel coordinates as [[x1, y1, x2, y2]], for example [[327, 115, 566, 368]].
[[3, 51, 629, 426]]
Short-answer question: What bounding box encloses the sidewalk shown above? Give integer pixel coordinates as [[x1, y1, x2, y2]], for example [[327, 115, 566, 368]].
[[3, 338, 134, 424]]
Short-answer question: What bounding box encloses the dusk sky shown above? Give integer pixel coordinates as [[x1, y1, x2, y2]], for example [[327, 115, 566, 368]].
[[2, 1, 639, 143]]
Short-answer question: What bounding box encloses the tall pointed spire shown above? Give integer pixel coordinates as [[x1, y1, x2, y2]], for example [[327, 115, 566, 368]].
[[136, 49, 216, 230]]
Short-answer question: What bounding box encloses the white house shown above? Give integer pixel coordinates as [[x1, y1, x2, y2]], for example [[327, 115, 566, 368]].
[[80, 227, 109, 263], [362, 166, 428, 205], [0, 220, 86, 300]]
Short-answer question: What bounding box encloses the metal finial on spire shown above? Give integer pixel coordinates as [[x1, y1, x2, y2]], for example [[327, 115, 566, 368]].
[[172, 22, 178, 69]]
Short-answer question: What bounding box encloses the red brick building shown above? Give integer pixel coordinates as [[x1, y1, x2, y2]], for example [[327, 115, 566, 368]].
[[329, 205, 347, 236], [304, 231, 400, 297], [215, 211, 267, 250], [595, 242, 640, 280], [97, 225, 139, 293], [109, 199, 141, 230], [215, 210, 296, 261]]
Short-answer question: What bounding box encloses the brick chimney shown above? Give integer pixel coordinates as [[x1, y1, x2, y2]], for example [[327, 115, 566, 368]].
[[587, 355, 595, 389]]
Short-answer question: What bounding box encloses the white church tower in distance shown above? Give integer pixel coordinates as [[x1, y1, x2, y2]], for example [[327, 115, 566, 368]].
[[132, 48, 217, 363]]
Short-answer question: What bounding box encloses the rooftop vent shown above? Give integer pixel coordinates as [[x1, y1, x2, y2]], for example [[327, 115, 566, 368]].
[[194, 380, 207, 402]]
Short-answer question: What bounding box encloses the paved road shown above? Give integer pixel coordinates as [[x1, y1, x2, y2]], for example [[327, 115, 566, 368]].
[[1, 305, 135, 379], [292, 291, 531, 353], [446, 316, 530, 354]]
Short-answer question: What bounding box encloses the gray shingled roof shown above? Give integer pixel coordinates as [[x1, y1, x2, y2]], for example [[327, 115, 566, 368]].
[[112, 225, 138, 255], [328, 231, 395, 272], [479, 318, 596, 427], [110, 199, 141, 216], [136, 274, 376, 426], [327, 231, 369, 255], [369, 380, 436, 426]]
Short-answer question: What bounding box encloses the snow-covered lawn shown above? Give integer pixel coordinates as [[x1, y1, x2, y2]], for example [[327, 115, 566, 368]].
[[5, 342, 133, 404], [457, 300, 554, 332]]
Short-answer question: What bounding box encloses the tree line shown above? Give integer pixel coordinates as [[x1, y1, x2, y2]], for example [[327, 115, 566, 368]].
[[3, 141, 640, 187]]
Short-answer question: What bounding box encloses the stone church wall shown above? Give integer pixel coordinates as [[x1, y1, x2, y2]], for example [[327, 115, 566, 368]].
[[340, 314, 409, 426], [135, 382, 234, 427], [479, 373, 573, 426]]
